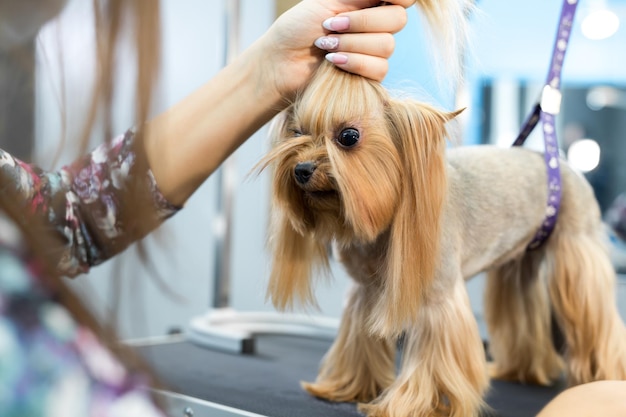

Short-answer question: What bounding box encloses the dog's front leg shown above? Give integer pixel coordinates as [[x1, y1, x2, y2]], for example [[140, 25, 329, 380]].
[[302, 283, 395, 403], [360, 279, 488, 417]]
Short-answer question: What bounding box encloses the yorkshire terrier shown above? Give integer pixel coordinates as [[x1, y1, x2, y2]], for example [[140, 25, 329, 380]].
[[253, 3, 626, 417]]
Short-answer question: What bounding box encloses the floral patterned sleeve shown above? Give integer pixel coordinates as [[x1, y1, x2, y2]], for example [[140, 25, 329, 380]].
[[0, 130, 181, 276]]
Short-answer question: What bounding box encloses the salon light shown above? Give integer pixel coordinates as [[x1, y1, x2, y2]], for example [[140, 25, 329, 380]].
[[586, 86, 626, 111], [586, 86, 621, 110], [581, 9, 620, 40], [567, 139, 601, 173]]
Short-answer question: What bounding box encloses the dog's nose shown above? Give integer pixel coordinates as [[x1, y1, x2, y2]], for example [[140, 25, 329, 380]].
[[294, 162, 316, 184]]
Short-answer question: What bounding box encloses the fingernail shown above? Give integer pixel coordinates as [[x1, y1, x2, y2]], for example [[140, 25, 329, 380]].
[[325, 53, 348, 65], [314, 36, 339, 50], [322, 16, 350, 32]]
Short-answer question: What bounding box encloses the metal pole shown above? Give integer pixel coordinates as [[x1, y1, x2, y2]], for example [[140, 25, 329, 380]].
[[212, 0, 241, 308]]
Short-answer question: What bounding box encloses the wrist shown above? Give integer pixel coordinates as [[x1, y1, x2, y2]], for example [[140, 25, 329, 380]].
[[253, 24, 323, 102], [245, 33, 289, 107]]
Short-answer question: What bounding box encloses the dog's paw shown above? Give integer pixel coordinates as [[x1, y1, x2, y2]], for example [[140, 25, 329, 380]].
[[487, 361, 557, 386], [358, 398, 444, 417], [487, 362, 529, 384], [301, 380, 377, 403], [357, 401, 385, 417], [486, 361, 501, 380]]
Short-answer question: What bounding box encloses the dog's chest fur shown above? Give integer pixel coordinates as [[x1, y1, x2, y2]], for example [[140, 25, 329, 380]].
[[334, 232, 390, 287]]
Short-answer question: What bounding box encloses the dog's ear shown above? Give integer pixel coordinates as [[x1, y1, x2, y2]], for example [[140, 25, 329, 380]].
[[266, 208, 329, 311], [255, 110, 327, 310], [369, 99, 457, 337]]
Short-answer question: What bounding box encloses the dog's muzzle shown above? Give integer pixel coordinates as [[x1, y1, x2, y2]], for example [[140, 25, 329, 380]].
[[294, 162, 316, 185]]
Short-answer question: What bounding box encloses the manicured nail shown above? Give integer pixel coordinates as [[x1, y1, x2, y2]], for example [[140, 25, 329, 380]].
[[322, 16, 350, 32], [325, 53, 348, 65], [314, 36, 339, 50]]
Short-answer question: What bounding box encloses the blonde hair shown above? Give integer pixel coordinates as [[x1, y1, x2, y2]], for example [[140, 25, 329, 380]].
[[415, 0, 475, 83], [0, 0, 165, 396]]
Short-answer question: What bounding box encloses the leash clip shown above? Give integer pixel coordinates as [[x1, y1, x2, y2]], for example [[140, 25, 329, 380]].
[[540, 85, 562, 115]]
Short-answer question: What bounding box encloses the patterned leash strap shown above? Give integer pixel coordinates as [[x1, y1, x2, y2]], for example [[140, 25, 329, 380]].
[[513, 0, 579, 250]]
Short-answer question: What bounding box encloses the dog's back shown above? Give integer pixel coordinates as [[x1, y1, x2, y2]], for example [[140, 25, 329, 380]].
[[445, 145, 600, 278]]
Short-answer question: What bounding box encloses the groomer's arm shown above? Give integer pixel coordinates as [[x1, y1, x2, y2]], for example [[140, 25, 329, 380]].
[[536, 381, 626, 417], [143, 40, 282, 207], [144, 0, 411, 207]]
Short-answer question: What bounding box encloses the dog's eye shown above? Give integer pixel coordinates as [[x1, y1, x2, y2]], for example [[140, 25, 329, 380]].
[[289, 128, 303, 138], [337, 128, 360, 148]]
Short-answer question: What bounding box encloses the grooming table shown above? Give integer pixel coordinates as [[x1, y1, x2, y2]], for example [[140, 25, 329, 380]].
[[137, 335, 566, 417]]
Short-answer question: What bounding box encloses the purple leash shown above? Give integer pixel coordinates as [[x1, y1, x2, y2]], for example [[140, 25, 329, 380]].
[[513, 0, 578, 250]]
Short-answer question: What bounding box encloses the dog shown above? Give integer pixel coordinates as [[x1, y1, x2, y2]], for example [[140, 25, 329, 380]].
[[253, 1, 626, 415], [254, 58, 626, 416]]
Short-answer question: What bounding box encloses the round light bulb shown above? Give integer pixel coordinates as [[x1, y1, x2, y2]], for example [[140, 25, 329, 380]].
[[567, 139, 601, 173], [581, 9, 620, 40]]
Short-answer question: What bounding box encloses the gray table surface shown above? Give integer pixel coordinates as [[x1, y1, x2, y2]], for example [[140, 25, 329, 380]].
[[137, 335, 565, 417]]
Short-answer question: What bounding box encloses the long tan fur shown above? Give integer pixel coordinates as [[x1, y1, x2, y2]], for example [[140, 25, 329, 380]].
[[414, 0, 475, 82], [301, 284, 396, 403], [485, 254, 565, 385], [483, 153, 626, 387]]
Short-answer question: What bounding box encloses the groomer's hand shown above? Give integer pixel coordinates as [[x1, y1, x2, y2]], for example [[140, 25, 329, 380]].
[[258, 0, 412, 98], [146, 1, 411, 206]]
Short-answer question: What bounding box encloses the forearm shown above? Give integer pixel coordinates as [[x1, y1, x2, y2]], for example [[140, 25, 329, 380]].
[[144, 37, 284, 207]]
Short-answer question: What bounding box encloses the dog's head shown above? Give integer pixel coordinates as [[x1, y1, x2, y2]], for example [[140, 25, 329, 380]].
[[257, 62, 458, 333]]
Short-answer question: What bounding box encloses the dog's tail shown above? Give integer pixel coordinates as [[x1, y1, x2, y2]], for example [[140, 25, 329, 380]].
[[414, 0, 475, 83]]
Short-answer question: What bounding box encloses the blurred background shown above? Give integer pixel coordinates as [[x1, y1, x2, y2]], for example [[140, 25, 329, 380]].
[[1, 0, 625, 340]]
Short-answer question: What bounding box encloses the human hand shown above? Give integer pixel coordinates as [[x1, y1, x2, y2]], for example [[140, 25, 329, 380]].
[[255, 0, 412, 99]]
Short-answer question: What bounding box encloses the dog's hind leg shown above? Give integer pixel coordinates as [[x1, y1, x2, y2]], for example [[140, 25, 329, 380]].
[[360, 278, 488, 417], [302, 283, 395, 403], [547, 229, 626, 385], [484, 254, 564, 385]]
